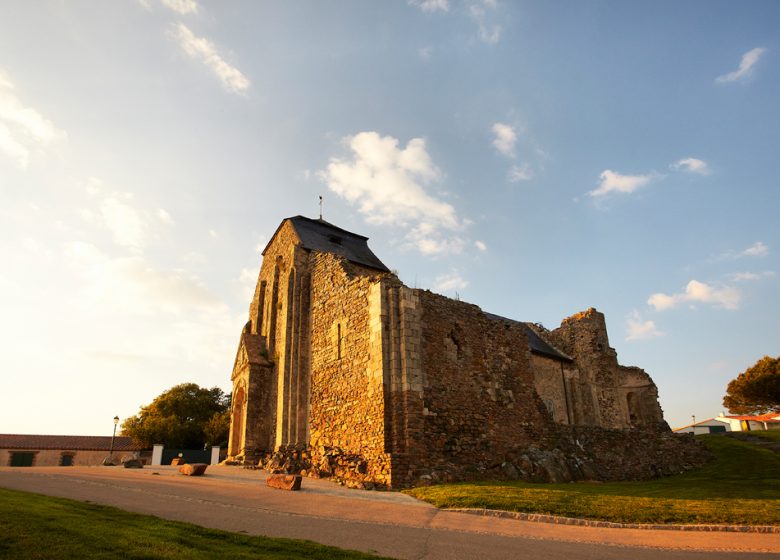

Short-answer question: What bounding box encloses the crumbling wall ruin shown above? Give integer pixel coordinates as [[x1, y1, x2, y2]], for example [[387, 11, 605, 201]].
[[227, 217, 706, 489]]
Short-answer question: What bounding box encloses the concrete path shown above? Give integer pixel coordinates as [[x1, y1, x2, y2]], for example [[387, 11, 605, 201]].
[[1, 466, 778, 559]]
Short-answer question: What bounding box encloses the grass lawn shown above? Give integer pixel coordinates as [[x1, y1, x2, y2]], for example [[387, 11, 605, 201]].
[[404, 435, 780, 526], [0, 488, 390, 560], [749, 430, 780, 443]]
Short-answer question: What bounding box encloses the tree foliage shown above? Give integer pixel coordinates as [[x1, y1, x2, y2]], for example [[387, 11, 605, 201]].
[[723, 355, 780, 415], [121, 383, 231, 448]]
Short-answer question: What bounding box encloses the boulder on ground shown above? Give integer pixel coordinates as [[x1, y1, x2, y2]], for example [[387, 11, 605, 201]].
[[266, 474, 302, 491], [179, 463, 208, 476], [123, 458, 143, 469]]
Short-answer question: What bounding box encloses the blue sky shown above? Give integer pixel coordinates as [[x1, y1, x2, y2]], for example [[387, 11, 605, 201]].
[[1, 1, 778, 436]]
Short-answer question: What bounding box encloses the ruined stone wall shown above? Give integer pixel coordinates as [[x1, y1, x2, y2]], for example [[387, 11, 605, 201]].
[[545, 308, 653, 429], [531, 354, 570, 425], [406, 291, 554, 485], [229, 218, 702, 486], [618, 366, 665, 427], [307, 252, 392, 487]]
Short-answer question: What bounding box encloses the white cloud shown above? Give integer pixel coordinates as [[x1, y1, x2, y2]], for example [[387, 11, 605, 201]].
[[209, 228, 218, 238], [434, 270, 469, 293], [716, 47, 767, 84], [321, 131, 468, 255], [169, 24, 250, 95], [0, 68, 67, 168], [716, 241, 770, 261], [731, 271, 775, 282], [100, 193, 147, 252], [492, 122, 516, 157], [671, 157, 710, 175], [238, 265, 259, 300], [161, 0, 199, 14], [157, 208, 175, 226], [648, 279, 741, 311], [508, 163, 533, 182], [409, 0, 449, 13], [64, 241, 224, 315], [742, 241, 768, 257], [474, 240, 487, 252], [469, 0, 501, 44], [626, 311, 664, 341], [588, 169, 655, 197]]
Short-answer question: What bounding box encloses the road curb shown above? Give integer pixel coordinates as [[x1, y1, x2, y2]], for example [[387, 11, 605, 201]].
[[450, 508, 780, 533]]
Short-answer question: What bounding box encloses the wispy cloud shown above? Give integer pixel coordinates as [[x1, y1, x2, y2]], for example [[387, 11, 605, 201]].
[[671, 157, 710, 175], [491, 122, 516, 157], [626, 310, 664, 341], [716, 241, 770, 261], [434, 269, 469, 293], [588, 169, 656, 197], [648, 280, 741, 311], [161, 0, 199, 14], [320, 131, 468, 255], [156, 208, 175, 225], [409, 0, 449, 13], [731, 271, 775, 282], [169, 24, 250, 95], [469, 0, 501, 44], [716, 47, 767, 84], [508, 163, 533, 182], [474, 240, 487, 252], [418, 46, 433, 60], [140, 0, 199, 14], [100, 193, 148, 252], [742, 241, 768, 257], [0, 69, 67, 168], [64, 242, 224, 315]]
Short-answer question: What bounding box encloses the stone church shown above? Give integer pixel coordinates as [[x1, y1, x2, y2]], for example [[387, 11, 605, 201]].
[[227, 216, 703, 488]]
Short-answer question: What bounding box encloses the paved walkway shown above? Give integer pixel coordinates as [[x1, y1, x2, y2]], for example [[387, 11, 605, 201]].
[[1, 466, 778, 559]]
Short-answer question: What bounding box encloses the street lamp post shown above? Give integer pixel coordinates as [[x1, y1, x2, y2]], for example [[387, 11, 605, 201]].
[[109, 416, 119, 462]]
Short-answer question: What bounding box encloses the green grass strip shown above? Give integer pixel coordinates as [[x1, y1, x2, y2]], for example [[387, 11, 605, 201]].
[[404, 435, 780, 525], [0, 487, 390, 560]]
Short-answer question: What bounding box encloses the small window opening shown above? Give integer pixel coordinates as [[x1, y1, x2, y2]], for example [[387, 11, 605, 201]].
[[337, 323, 342, 360]]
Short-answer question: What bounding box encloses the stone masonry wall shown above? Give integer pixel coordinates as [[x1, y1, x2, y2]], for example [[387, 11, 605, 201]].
[[230, 219, 705, 488], [531, 354, 570, 424], [404, 290, 555, 485], [307, 252, 392, 487], [544, 308, 664, 429]]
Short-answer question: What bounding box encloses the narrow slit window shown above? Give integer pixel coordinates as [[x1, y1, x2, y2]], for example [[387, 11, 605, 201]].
[[337, 323, 342, 360]]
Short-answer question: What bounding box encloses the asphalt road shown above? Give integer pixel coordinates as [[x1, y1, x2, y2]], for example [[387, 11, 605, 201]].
[[1, 466, 777, 559]]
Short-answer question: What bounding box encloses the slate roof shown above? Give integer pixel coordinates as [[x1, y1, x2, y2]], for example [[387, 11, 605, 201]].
[[484, 312, 573, 363], [0, 434, 142, 451], [263, 216, 390, 272]]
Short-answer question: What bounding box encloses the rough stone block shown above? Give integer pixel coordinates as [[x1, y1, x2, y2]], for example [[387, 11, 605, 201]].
[[170, 457, 184, 465], [266, 474, 302, 491], [179, 463, 208, 476], [122, 458, 143, 469]]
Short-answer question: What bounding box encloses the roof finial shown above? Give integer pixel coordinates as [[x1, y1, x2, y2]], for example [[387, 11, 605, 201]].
[[319, 195, 323, 220]]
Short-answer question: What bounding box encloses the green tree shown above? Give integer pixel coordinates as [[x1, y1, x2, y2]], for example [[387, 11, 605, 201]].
[[121, 383, 231, 448], [723, 355, 780, 415]]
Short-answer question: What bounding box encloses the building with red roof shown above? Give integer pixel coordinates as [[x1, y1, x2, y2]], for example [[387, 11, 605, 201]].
[[0, 434, 145, 467]]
